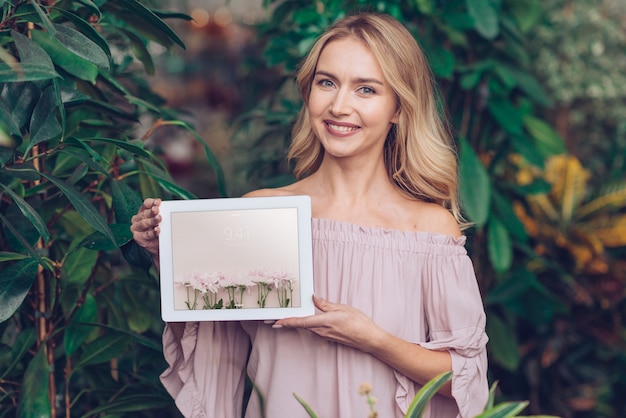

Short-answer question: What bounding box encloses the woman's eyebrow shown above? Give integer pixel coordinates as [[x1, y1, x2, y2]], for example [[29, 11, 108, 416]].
[[315, 70, 384, 86]]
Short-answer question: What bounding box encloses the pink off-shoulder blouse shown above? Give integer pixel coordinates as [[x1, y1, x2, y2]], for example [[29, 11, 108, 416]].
[[160, 218, 489, 417]]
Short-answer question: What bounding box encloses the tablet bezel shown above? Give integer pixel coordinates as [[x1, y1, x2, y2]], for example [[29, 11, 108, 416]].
[[158, 195, 314, 322]]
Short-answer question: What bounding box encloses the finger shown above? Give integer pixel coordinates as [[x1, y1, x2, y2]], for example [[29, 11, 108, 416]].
[[313, 295, 334, 312]]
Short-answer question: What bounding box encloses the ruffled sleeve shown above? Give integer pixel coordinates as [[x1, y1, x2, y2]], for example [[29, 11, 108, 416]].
[[417, 235, 489, 417], [160, 321, 251, 417]]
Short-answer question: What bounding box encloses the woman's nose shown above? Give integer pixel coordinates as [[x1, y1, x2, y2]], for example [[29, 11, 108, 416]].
[[329, 89, 351, 116]]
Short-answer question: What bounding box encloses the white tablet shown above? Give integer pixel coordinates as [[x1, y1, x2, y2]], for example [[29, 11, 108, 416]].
[[158, 195, 314, 322]]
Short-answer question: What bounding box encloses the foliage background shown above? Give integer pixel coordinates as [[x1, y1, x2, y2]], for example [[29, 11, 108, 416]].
[[1, 0, 625, 417]]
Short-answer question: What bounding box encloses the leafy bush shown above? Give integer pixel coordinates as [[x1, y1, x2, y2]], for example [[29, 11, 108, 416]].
[[0, 0, 222, 416]]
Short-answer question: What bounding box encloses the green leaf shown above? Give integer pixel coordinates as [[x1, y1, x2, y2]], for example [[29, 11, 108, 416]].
[[405, 370, 453, 417], [111, 179, 143, 225], [0, 258, 39, 323], [104, 0, 185, 50], [293, 393, 318, 418], [31, 173, 116, 242], [523, 115, 566, 157], [161, 120, 227, 196], [51, 23, 109, 69], [121, 283, 152, 333], [475, 401, 529, 417], [0, 30, 58, 82], [76, 332, 128, 368], [85, 137, 151, 158], [466, 0, 499, 39], [0, 96, 22, 139], [38, 172, 117, 246], [0, 251, 29, 262], [487, 99, 523, 135], [486, 314, 520, 372], [424, 42, 455, 78], [414, 0, 434, 15], [0, 327, 35, 379], [118, 27, 155, 75], [29, 0, 56, 35], [54, 9, 111, 58], [75, 223, 133, 251], [4, 81, 40, 130], [459, 138, 491, 227], [64, 293, 97, 356], [31, 29, 99, 83], [504, 66, 553, 108], [0, 183, 50, 242], [16, 345, 51, 417], [491, 191, 527, 241], [27, 85, 62, 151], [487, 216, 512, 273], [62, 246, 97, 285]]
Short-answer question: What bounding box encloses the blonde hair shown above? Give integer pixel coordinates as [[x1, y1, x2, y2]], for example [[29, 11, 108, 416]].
[[287, 13, 466, 226]]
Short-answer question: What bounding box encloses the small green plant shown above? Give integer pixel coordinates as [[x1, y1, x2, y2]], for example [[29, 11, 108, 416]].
[[294, 371, 561, 418]]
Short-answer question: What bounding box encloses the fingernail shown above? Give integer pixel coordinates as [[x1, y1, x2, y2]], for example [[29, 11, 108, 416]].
[[272, 324, 283, 329]]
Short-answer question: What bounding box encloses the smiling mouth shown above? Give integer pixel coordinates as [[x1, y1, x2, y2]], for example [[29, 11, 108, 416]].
[[326, 122, 359, 133]]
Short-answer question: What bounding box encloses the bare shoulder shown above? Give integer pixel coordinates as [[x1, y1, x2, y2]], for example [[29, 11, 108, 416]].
[[412, 201, 462, 238], [242, 183, 307, 198]]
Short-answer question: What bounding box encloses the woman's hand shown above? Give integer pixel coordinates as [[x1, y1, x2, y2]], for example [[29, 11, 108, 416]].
[[130, 198, 162, 258], [273, 295, 386, 352]]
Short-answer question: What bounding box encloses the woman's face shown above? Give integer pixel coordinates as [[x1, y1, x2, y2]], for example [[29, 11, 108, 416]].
[[308, 37, 399, 163]]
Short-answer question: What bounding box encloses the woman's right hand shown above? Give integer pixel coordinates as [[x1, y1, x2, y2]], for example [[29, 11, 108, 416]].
[[130, 198, 162, 258]]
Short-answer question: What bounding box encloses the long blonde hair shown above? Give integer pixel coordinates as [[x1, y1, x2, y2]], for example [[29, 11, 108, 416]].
[[287, 13, 466, 226]]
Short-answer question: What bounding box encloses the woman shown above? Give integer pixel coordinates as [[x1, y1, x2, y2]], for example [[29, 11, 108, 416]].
[[132, 12, 488, 418]]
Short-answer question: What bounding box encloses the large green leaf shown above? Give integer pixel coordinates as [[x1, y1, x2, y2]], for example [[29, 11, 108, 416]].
[[75, 332, 128, 368], [405, 370, 453, 418], [64, 293, 97, 356], [0, 183, 50, 242], [27, 85, 62, 152], [4, 81, 39, 130], [466, 0, 499, 39], [51, 23, 109, 69], [459, 138, 491, 227], [62, 246, 98, 285], [16, 345, 51, 418], [121, 282, 152, 333], [54, 9, 111, 58], [523, 115, 566, 157], [0, 31, 58, 82], [487, 216, 513, 273], [30, 29, 99, 83], [74, 223, 134, 251], [37, 172, 117, 246], [486, 314, 520, 372], [487, 98, 523, 135], [491, 191, 527, 241]]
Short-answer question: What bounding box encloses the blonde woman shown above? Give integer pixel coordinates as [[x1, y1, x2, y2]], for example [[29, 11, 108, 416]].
[[132, 12, 488, 418]]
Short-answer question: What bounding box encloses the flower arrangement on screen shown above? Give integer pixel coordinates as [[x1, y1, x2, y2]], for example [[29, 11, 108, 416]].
[[174, 269, 295, 310]]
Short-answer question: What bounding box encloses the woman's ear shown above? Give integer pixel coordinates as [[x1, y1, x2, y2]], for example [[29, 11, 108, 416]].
[[391, 108, 400, 124]]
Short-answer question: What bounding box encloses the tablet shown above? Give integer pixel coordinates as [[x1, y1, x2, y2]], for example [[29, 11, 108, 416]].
[[158, 195, 314, 321]]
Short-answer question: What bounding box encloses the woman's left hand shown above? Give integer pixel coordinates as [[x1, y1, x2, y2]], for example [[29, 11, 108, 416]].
[[273, 295, 385, 352]]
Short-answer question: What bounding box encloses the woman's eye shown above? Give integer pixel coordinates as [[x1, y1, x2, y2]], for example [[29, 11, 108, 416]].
[[318, 79, 334, 88], [358, 86, 376, 95]]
